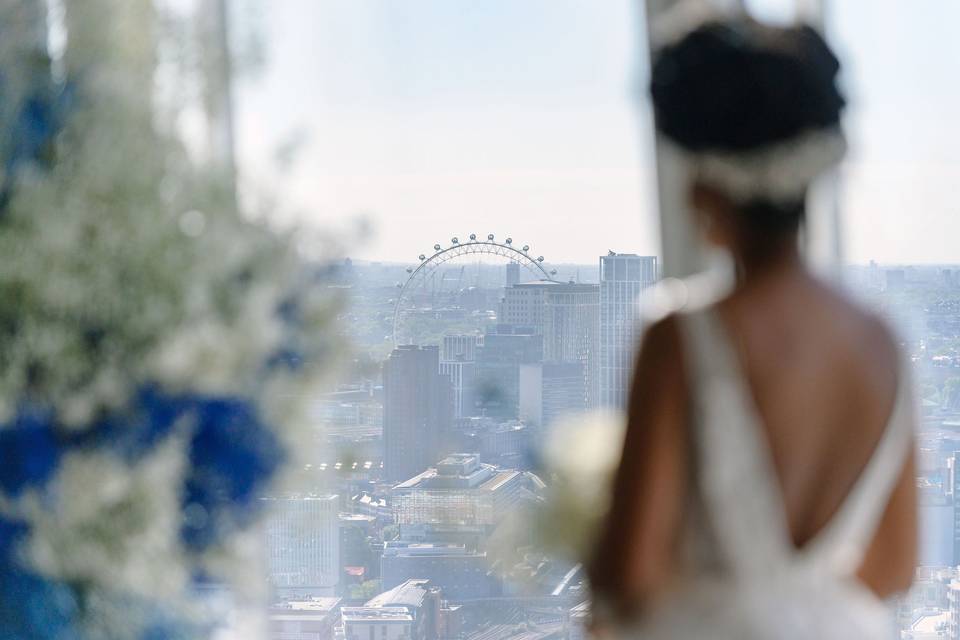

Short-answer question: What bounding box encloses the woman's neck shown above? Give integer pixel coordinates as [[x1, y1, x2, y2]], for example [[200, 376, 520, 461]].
[[732, 236, 806, 287]]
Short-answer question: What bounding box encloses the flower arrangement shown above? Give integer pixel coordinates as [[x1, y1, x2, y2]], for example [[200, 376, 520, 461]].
[[489, 411, 625, 586], [532, 411, 626, 563], [0, 4, 342, 637]]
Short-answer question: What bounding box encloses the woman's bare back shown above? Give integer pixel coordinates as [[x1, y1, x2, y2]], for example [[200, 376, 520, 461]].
[[717, 272, 902, 551], [588, 270, 916, 616]]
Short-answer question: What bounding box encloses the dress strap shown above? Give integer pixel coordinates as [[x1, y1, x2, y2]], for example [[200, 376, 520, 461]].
[[681, 306, 916, 579], [679, 308, 795, 576], [799, 350, 916, 576]]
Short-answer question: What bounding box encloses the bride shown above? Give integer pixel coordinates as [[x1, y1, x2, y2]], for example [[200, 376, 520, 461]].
[[587, 15, 917, 640]]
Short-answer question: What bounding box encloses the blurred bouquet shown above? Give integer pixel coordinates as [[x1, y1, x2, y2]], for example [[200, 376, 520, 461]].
[[491, 411, 625, 583], [0, 2, 342, 637], [533, 411, 625, 562]]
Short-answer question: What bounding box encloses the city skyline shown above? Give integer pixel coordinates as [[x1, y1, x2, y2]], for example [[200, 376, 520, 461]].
[[301, 255, 960, 640]]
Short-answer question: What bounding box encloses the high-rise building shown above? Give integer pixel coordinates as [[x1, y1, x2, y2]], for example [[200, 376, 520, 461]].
[[440, 335, 480, 419], [383, 345, 453, 482], [519, 361, 588, 430], [474, 327, 542, 419], [441, 334, 480, 362], [264, 494, 340, 595], [542, 282, 600, 407], [505, 262, 521, 288], [477, 421, 531, 468], [439, 357, 476, 419], [599, 253, 658, 409], [498, 281, 549, 330], [541, 283, 599, 361], [948, 578, 960, 640], [950, 452, 960, 567], [500, 281, 600, 407]]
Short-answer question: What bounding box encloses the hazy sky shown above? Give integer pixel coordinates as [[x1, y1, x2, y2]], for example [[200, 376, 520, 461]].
[[235, 1, 959, 265]]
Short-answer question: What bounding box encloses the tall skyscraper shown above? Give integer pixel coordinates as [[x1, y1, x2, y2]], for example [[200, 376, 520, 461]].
[[264, 494, 340, 595], [440, 334, 481, 419], [519, 361, 588, 430], [474, 327, 542, 420], [598, 253, 658, 409], [501, 281, 600, 408], [441, 334, 480, 362], [951, 452, 960, 567], [498, 281, 549, 331], [439, 356, 476, 419], [383, 345, 452, 482], [505, 262, 521, 288], [542, 283, 600, 408]]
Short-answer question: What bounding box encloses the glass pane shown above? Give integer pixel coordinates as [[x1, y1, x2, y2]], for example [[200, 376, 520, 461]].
[[828, 1, 960, 634], [232, 0, 660, 634]]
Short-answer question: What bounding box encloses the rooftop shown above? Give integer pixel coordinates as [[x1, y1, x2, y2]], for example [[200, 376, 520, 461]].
[[339, 513, 377, 524], [341, 607, 414, 623], [509, 280, 598, 291], [365, 579, 432, 610], [261, 493, 339, 502], [393, 458, 522, 492], [269, 596, 341, 614], [382, 542, 486, 558], [911, 611, 949, 635]]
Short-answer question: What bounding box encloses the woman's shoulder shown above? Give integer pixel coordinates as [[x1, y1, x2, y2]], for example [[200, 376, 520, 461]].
[[814, 277, 903, 370], [785, 276, 904, 418]]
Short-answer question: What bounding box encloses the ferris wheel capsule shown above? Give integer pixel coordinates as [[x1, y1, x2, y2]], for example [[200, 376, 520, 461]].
[[487, 234, 495, 241], [419, 254, 426, 261], [406, 267, 413, 273], [434, 244, 441, 251], [522, 245, 529, 252], [469, 234, 477, 241], [537, 256, 544, 262], [550, 269, 557, 275], [505, 237, 512, 244], [451, 237, 459, 244]]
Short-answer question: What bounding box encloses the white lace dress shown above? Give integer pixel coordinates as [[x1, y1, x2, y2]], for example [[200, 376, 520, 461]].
[[606, 306, 916, 639]]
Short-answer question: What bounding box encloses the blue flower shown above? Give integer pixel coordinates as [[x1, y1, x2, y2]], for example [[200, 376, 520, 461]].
[[180, 397, 285, 551], [0, 407, 62, 496], [275, 296, 301, 326], [0, 516, 79, 640], [73, 386, 186, 461], [265, 347, 305, 372], [0, 73, 73, 213]]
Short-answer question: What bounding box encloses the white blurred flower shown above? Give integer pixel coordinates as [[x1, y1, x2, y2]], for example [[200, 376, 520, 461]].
[[22, 437, 189, 599], [543, 410, 626, 487], [532, 410, 626, 562]]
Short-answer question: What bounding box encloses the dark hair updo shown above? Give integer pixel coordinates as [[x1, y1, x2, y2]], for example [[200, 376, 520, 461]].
[[650, 20, 846, 234]]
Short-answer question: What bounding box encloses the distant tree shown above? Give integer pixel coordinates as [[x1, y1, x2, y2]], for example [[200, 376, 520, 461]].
[[944, 377, 960, 410], [381, 524, 400, 542], [349, 579, 382, 601], [920, 382, 941, 405]]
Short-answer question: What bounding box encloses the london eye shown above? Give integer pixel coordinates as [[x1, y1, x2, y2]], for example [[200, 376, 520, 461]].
[[392, 234, 558, 345]]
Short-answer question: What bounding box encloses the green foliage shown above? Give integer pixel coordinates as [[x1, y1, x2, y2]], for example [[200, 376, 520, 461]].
[[381, 524, 400, 542], [349, 579, 382, 601], [944, 377, 960, 410], [920, 383, 941, 404]]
